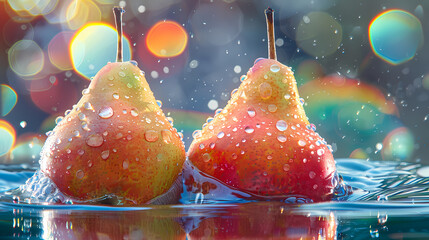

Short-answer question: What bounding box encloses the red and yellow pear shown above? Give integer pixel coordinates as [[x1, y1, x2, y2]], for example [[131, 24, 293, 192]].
[[40, 7, 186, 204], [187, 8, 337, 202]]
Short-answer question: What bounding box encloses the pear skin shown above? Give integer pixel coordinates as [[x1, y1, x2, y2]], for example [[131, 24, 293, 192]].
[[40, 61, 186, 204], [187, 58, 337, 202]]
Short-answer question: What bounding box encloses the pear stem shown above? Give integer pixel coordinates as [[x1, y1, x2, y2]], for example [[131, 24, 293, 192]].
[[113, 7, 124, 62], [265, 7, 277, 60]]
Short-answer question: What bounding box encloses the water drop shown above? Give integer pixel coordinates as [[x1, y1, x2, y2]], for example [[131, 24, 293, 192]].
[[123, 160, 129, 169], [203, 153, 211, 162], [283, 164, 290, 171], [268, 104, 277, 112], [217, 131, 225, 138], [300, 98, 305, 105], [86, 134, 104, 147], [82, 88, 90, 95], [113, 93, 119, 99], [77, 149, 85, 155], [98, 107, 114, 119], [156, 100, 162, 107], [161, 130, 172, 144], [259, 82, 272, 99], [209, 142, 215, 149], [254, 58, 265, 64], [240, 75, 247, 82], [130, 108, 139, 117], [108, 75, 114, 81], [55, 117, 63, 124], [231, 88, 238, 96], [276, 120, 288, 131], [284, 94, 291, 100], [55, 138, 61, 144], [247, 107, 256, 117], [244, 126, 254, 134], [101, 150, 109, 160], [309, 171, 316, 179], [145, 130, 158, 142], [76, 170, 84, 179], [270, 64, 280, 72], [78, 112, 86, 121], [129, 60, 138, 66], [317, 149, 325, 156], [192, 130, 202, 139], [277, 135, 287, 143], [298, 140, 306, 147], [303, 158, 307, 163], [118, 71, 126, 77], [199, 143, 205, 149], [84, 102, 94, 111]]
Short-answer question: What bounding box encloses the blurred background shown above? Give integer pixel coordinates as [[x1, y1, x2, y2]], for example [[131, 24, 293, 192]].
[[0, 0, 427, 165]]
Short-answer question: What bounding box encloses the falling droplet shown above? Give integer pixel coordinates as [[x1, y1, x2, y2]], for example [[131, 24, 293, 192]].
[[98, 107, 114, 119], [277, 135, 287, 143], [118, 71, 126, 77], [217, 131, 225, 138], [76, 170, 84, 179], [270, 64, 280, 72], [113, 93, 119, 99], [244, 126, 254, 134], [247, 107, 256, 117], [202, 153, 211, 162], [145, 130, 159, 142], [276, 120, 288, 131], [86, 134, 104, 147], [259, 82, 272, 99], [18, 121, 26, 128], [130, 108, 139, 117], [101, 150, 110, 160], [268, 104, 277, 113], [309, 171, 316, 179]]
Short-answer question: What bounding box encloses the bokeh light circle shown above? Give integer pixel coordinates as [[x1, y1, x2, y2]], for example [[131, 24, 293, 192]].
[[1, 84, 18, 117], [146, 20, 188, 58], [369, 9, 423, 65], [381, 127, 414, 161], [8, 40, 44, 77], [0, 120, 16, 157], [48, 31, 74, 70], [70, 23, 132, 80], [66, 0, 101, 30], [296, 12, 342, 58]]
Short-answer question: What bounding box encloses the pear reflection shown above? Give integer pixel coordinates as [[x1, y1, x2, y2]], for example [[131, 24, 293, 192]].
[[182, 203, 337, 240], [41, 208, 186, 240]]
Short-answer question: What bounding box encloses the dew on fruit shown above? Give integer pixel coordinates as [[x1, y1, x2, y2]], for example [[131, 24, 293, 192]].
[[317, 149, 325, 156], [276, 120, 288, 131], [122, 160, 129, 169], [101, 150, 109, 160], [277, 135, 287, 142], [270, 64, 280, 72], [86, 134, 104, 147], [113, 93, 119, 99], [130, 108, 139, 117], [247, 107, 256, 117], [98, 106, 114, 119], [192, 130, 202, 139], [268, 104, 277, 112], [259, 82, 272, 99], [82, 88, 90, 95], [76, 170, 84, 179], [298, 140, 306, 147], [118, 71, 126, 77], [284, 94, 291, 100], [84, 102, 94, 111], [202, 153, 211, 162], [145, 130, 159, 142], [156, 100, 162, 108], [161, 129, 172, 144], [244, 126, 254, 134], [217, 131, 225, 138], [78, 112, 86, 121], [55, 117, 63, 124], [309, 171, 316, 179], [283, 164, 290, 171]]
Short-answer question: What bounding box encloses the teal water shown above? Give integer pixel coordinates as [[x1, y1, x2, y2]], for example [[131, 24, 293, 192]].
[[1, 159, 429, 239]]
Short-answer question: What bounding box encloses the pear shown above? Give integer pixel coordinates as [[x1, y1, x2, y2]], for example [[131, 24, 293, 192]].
[[39, 7, 186, 204], [187, 8, 337, 202]]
